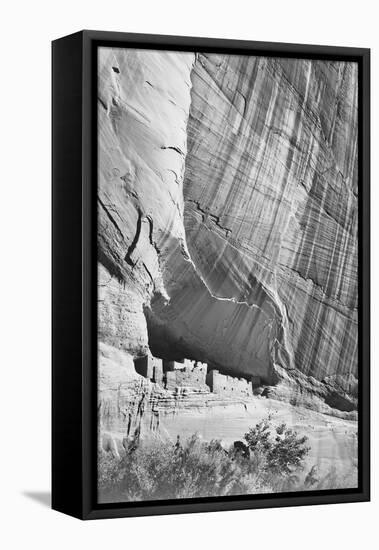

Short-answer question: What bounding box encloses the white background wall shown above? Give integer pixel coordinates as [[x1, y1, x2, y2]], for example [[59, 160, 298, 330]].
[[1, 0, 376, 547]]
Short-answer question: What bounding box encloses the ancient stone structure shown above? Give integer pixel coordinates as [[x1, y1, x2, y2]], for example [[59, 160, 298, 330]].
[[134, 353, 259, 396], [206, 370, 253, 398], [134, 353, 163, 385], [164, 360, 208, 391], [135, 355, 208, 391], [162, 359, 186, 372]]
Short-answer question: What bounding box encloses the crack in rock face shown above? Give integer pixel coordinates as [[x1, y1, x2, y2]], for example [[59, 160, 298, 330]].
[[97, 48, 358, 422]]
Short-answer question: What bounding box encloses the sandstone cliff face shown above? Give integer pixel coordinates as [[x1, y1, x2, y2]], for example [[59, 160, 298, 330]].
[[98, 49, 358, 418], [182, 54, 358, 405], [98, 47, 195, 356]]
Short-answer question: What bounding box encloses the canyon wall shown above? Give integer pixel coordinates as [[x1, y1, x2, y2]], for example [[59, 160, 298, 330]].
[[183, 54, 358, 399], [98, 48, 358, 421]]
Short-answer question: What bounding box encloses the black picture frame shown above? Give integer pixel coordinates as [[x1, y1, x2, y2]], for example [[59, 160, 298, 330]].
[[52, 30, 370, 520]]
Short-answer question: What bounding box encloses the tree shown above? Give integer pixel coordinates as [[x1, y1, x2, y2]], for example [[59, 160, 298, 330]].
[[244, 417, 310, 477]]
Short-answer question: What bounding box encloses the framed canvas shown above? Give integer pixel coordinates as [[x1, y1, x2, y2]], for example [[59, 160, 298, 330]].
[[52, 30, 370, 520]]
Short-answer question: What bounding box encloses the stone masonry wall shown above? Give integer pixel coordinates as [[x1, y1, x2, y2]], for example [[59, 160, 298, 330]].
[[134, 354, 163, 385], [165, 360, 208, 391], [206, 369, 256, 398], [134, 355, 260, 397]]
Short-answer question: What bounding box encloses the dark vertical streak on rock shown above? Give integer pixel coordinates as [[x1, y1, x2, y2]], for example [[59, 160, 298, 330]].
[[124, 209, 142, 266]]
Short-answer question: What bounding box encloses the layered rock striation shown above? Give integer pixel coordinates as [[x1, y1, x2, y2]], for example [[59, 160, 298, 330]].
[[98, 48, 358, 426], [183, 55, 358, 398]]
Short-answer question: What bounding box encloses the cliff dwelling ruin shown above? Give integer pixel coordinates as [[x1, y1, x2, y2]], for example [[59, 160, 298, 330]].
[[134, 353, 261, 397]]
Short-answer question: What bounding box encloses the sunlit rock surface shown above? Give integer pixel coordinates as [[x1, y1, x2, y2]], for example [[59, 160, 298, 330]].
[[97, 46, 358, 477], [183, 54, 358, 398], [98, 47, 195, 358]]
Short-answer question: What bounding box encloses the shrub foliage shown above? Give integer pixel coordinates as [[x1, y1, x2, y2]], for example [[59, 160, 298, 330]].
[[244, 416, 310, 477], [99, 416, 317, 502]]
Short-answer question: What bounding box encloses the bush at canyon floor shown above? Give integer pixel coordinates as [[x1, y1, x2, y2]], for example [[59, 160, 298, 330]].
[[99, 417, 355, 502]]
